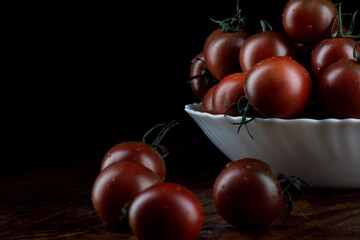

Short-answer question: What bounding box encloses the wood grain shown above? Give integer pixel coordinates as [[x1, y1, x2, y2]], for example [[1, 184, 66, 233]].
[[1, 137, 360, 239]]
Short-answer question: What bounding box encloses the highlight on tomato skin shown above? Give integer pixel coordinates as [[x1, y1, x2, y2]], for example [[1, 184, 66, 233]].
[[282, 0, 339, 45], [92, 161, 162, 227], [318, 58, 360, 119], [239, 25, 296, 73], [244, 56, 312, 119], [213, 158, 283, 229], [101, 141, 166, 182], [211, 72, 247, 116], [204, 29, 250, 80], [128, 182, 204, 240]]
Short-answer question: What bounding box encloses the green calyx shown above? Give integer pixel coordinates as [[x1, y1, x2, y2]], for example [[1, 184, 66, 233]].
[[331, 3, 360, 39], [259, 19, 273, 32], [189, 58, 219, 85], [210, 0, 245, 33], [228, 96, 256, 139], [277, 174, 311, 222], [142, 120, 179, 157]]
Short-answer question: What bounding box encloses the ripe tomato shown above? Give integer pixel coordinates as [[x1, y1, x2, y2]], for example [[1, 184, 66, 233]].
[[100, 141, 166, 181], [129, 182, 204, 240], [239, 30, 296, 72], [204, 29, 249, 80], [318, 58, 360, 118], [310, 38, 357, 81], [213, 158, 283, 228], [245, 56, 312, 118], [282, 0, 338, 45], [211, 72, 247, 116], [201, 84, 217, 114], [189, 51, 217, 100], [92, 161, 162, 226]]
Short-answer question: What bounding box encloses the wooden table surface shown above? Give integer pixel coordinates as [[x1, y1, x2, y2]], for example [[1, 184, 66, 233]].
[[1, 132, 360, 240]]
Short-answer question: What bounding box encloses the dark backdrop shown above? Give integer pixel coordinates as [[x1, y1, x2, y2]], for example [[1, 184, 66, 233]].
[[3, 0, 357, 176]]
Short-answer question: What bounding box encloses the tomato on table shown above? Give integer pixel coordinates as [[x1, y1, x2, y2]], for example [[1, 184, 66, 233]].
[[129, 182, 204, 240], [92, 161, 162, 226], [213, 158, 283, 229]]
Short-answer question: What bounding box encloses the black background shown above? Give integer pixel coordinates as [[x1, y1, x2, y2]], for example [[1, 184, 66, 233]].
[[3, 0, 358, 176]]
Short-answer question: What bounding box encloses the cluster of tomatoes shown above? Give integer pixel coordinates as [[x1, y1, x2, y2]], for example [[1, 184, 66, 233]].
[[91, 121, 294, 239], [190, 0, 360, 119], [91, 121, 206, 240]]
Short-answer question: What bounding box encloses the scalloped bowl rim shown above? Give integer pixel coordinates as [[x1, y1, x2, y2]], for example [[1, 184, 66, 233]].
[[185, 103, 360, 189]]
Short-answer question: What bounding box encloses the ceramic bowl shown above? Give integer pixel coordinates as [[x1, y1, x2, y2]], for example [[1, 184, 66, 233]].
[[185, 103, 360, 189]]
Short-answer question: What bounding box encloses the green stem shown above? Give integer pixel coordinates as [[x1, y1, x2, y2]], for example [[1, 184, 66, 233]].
[[259, 19, 273, 32], [354, 41, 360, 63], [142, 120, 179, 157], [331, 3, 360, 39]]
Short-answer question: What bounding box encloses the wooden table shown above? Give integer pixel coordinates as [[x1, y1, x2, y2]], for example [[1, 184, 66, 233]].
[[1, 132, 360, 240]]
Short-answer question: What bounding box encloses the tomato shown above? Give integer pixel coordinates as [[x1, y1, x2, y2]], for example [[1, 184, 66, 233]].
[[213, 158, 283, 229], [239, 30, 296, 72], [318, 58, 360, 118], [211, 72, 247, 116], [92, 161, 162, 226], [310, 37, 357, 81], [282, 0, 338, 45], [189, 51, 217, 100], [129, 182, 204, 240], [100, 141, 166, 181], [204, 29, 249, 80], [201, 84, 216, 114], [245, 56, 312, 118]]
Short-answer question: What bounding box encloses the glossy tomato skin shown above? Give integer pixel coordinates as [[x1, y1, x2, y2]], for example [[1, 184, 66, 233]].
[[189, 51, 215, 99], [318, 58, 360, 118], [92, 161, 162, 226], [245, 56, 312, 118], [212, 72, 247, 116], [282, 0, 338, 45], [239, 31, 296, 72], [201, 84, 217, 114], [310, 38, 357, 81], [204, 29, 250, 80], [213, 158, 283, 228], [129, 182, 204, 240], [101, 141, 166, 181]]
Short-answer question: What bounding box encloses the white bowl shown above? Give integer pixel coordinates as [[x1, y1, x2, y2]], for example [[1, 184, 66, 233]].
[[185, 103, 360, 189]]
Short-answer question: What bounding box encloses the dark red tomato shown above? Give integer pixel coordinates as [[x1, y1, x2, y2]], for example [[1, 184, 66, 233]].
[[245, 56, 312, 118], [189, 51, 217, 99], [101, 141, 166, 181], [282, 0, 338, 45], [310, 38, 357, 81], [318, 58, 360, 118], [201, 84, 217, 114], [92, 161, 162, 226], [212, 72, 247, 116], [213, 158, 283, 228], [204, 29, 250, 80], [129, 182, 204, 240], [239, 30, 296, 72]]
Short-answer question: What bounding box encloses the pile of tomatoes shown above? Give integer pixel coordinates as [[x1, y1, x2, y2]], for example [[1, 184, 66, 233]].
[[91, 121, 206, 240], [91, 0, 359, 239], [190, 0, 360, 119]]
